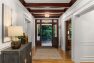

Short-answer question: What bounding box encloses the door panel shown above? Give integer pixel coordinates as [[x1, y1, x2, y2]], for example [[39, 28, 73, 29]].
[[52, 20, 58, 48], [35, 20, 41, 47]]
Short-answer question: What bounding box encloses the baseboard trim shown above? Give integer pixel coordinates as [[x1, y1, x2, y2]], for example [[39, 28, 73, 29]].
[[80, 62, 94, 63]]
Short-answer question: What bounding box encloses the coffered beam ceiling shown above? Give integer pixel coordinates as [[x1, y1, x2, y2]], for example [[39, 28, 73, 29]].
[[70, 0, 76, 6], [27, 8, 68, 13], [32, 14, 62, 16], [32, 13, 62, 18], [19, 0, 76, 18], [24, 3, 70, 7]]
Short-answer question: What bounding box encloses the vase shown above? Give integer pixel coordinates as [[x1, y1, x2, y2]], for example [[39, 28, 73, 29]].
[[11, 41, 21, 49]]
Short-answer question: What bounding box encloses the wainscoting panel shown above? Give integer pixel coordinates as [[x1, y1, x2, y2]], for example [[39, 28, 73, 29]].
[[80, 42, 94, 62]]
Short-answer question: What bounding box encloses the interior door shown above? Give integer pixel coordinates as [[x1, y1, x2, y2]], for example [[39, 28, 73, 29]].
[[65, 20, 71, 51]]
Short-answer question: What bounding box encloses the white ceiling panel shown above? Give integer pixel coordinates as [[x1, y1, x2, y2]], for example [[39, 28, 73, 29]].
[[30, 7, 65, 10], [24, 0, 71, 3]]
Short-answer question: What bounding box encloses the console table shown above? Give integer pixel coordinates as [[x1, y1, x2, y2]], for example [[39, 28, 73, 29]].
[[1, 42, 32, 63]]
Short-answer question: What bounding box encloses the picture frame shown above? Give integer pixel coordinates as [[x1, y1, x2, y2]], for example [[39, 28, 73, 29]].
[[2, 4, 12, 43]]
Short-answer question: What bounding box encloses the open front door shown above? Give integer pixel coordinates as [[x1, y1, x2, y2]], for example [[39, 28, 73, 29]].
[[35, 20, 41, 47], [52, 19, 58, 48], [35, 19, 59, 48]]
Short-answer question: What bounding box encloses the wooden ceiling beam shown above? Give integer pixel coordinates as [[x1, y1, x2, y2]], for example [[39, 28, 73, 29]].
[[63, 8, 68, 12], [69, 0, 77, 6], [31, 10, 64, 13], [24, 3, 70, 7], [19, 0, 26, 4], [20, 0, 77, 7], [32, 14, 62, 16], [19, 0, 76, 18], [27, 8, 65, 13], [19, 0, 77, 8]]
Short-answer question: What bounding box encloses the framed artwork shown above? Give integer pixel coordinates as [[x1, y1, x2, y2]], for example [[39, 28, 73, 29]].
[[2, 4, 12, 43]]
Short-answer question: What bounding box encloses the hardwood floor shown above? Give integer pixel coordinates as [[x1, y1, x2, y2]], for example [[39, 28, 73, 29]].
[[32, 48, 74, 63], [32, 48, 94, 63]]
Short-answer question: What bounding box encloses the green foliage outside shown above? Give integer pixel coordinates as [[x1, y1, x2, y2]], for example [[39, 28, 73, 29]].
[[41, 25, 52, 41]]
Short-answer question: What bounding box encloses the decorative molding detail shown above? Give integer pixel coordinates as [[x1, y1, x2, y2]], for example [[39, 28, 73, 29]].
[[80, 42, 94, 46], [62, 0, 94, 20]]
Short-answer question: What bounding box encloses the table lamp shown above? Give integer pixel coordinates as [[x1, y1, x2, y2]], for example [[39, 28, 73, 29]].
[[8, 26, 23, 49]]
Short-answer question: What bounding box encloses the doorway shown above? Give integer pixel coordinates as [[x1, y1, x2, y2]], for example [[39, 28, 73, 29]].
[[35, 19, 59, 48], [41, 25, 52, 47], [65, 19, 72, 58]]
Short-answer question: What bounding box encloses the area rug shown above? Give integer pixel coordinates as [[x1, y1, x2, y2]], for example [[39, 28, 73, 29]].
[[32, 48, 62, 60]]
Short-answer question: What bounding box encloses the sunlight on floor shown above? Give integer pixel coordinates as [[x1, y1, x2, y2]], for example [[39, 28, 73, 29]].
[[42, 41, 52, 46]]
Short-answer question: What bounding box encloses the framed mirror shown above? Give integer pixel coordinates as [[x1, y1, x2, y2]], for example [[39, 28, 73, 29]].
[[2, 4, 12, 43]]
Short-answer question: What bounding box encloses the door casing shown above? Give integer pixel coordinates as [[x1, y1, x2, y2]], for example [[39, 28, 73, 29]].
[[35, 19, 59, 48]]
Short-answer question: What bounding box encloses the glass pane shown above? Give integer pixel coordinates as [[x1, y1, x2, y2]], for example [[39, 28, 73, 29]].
[[37, 20, 40, 23], [54, 24, 57, 37], [37, 24, 40, 41], [42, 20, 52, 23], [53, 20, 57, 23]]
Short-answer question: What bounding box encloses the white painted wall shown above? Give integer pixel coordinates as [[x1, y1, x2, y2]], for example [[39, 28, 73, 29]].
[[63, 0, 94, 21], [73, 10, 94, 62], [0, 0, 35, 52], [27, 16, 35, 48], [59, 17, 66, 51], [60, 0, 94, 62]]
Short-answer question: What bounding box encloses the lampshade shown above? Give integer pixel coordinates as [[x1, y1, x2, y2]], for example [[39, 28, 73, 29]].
[[8, 26, 23, 36]]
